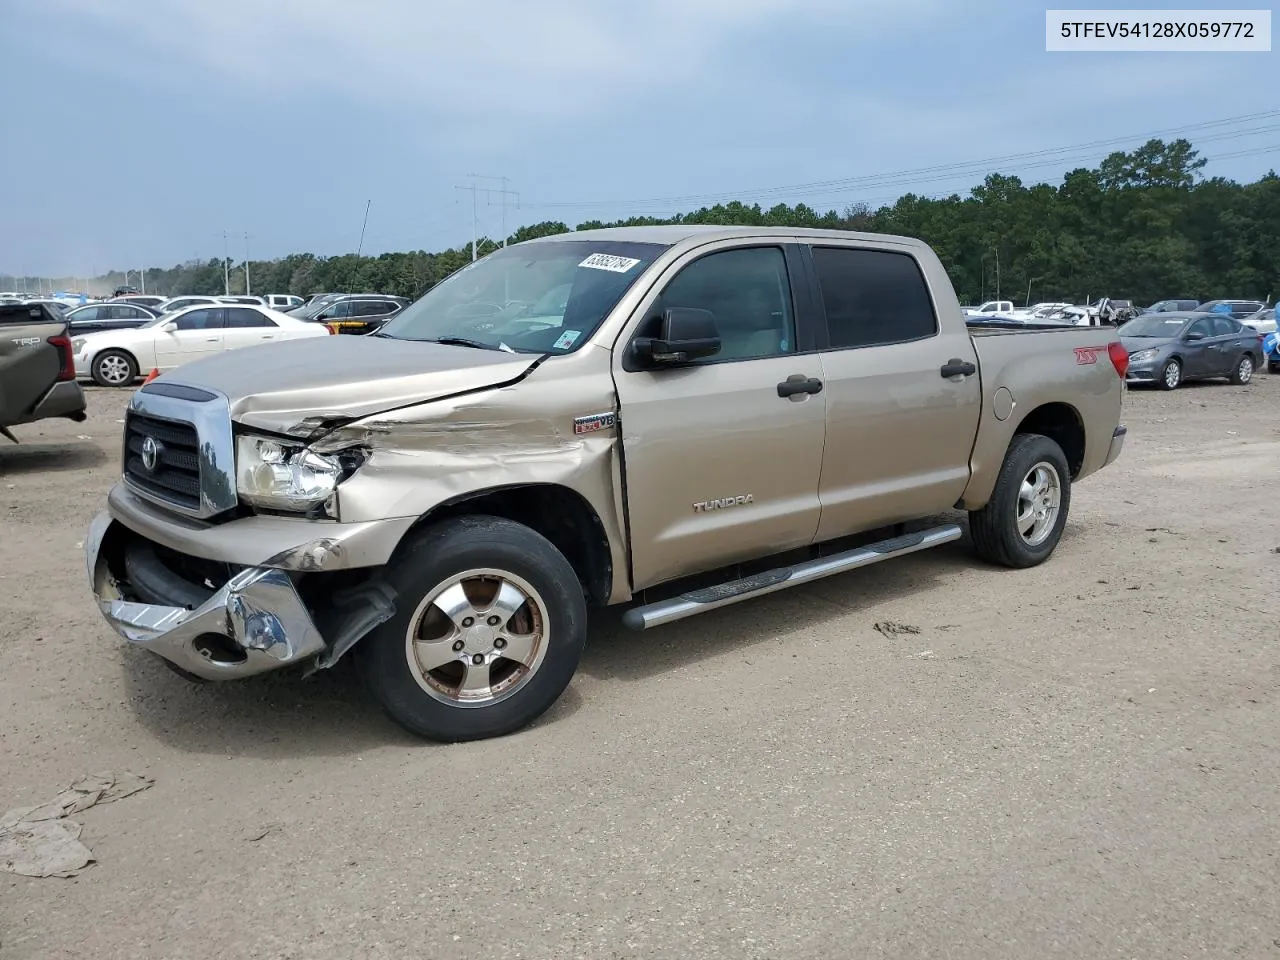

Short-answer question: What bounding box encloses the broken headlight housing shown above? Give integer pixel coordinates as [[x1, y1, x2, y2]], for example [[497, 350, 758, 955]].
[[235, 435, 366, 516]]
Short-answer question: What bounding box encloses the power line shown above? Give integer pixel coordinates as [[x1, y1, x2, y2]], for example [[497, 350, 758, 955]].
[[519, 108, 1280, 212], [454, 176, 518, 260]]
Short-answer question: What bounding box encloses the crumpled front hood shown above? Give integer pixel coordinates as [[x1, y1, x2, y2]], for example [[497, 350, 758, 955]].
[[161, 335, 539, 437]]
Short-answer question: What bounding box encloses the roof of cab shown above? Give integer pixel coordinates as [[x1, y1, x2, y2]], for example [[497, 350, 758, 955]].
[[528, 224, 930, 250]]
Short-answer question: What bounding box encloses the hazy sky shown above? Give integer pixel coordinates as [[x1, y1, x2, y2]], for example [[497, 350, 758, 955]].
[[2, 0, 1276, 277]]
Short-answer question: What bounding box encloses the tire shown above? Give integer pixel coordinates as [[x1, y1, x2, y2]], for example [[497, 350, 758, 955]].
[[355, 515, 588, 742], [1230, 354, 1254, 385], [91, 349, 138, 388], [1158, 358, 1181, 390], [968, 433, 1072, 569]]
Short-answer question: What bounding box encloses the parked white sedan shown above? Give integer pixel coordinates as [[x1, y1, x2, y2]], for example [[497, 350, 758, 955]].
[[72, 302, 332, 387]]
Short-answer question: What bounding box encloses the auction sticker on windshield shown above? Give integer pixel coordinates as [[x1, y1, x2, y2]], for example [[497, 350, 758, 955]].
[[579, 253, 641, 272], [553, 329, 581, 349]]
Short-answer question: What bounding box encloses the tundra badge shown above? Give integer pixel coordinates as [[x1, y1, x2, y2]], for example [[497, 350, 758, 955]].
[[693, 495, 754, 513]]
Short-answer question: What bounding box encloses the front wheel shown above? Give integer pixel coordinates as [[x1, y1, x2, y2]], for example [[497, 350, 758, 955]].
[[1158, 358, 1182, 390], [355, 515, 588, 742], [91, 349, 138, 388], [968, 433, 1072, 569], [1230, 354, 1254, 385]]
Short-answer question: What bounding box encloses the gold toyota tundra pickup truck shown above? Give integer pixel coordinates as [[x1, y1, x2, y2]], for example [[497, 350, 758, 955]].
[[84, 226, 1128, 742]]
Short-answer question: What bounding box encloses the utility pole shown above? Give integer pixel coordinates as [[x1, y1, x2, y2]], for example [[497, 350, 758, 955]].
[[243, 232, 251, 295], [222, 230, 230, 295], [140, 265, 146, 294], [454, 183, 478, 261], [456, 176, 518, 258]]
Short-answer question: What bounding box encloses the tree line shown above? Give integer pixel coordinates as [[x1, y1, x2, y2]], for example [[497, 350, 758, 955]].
[[16, 139, 1280, 307]]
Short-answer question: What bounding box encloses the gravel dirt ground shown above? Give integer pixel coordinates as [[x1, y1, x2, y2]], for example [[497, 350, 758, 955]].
[[2, 374, 1278, 959]]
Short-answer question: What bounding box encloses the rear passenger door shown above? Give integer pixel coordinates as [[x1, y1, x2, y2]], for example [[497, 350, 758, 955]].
[[803, 242, 982, 541], [221, 306, 281, 349], [1206, 316, 1241, 375]]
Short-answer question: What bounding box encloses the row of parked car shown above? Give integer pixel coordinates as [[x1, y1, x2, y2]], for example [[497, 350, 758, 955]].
[[964, 297, 1276, 333], [56, 291, 411, 387]]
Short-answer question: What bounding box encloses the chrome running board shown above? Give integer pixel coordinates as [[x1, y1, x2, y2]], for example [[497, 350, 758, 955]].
[[621, 523, 962, 631]]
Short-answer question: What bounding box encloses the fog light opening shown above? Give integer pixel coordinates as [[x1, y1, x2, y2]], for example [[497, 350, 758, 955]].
[[191, 633, 247, 666]]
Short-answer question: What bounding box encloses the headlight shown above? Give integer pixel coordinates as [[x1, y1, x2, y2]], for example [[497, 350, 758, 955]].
[[235, 435, 364, 514], [1129, 348, 1158, 363]]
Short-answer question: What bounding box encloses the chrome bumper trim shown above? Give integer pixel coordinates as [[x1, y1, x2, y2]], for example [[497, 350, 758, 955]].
[[1104, 425, 1126, 467], [86, 511, 326, 680]]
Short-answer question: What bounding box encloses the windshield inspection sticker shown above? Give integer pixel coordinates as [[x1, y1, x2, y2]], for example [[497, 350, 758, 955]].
[[579, 253, 641, 273], [553, 329, 581, 349]]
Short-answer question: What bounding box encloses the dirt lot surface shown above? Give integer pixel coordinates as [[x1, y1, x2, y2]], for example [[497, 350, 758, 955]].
[[2, 375, 1279, 959]]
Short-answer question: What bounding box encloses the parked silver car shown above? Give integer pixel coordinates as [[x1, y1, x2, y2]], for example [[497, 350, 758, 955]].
[[1120, 312, 1262, 389]]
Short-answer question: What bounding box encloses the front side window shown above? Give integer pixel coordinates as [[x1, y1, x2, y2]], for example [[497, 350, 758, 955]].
[[655, 246, 796, 360], [378, 240, 667, 354], [174, 308, 223, 331], [811, 247, 939, 349]]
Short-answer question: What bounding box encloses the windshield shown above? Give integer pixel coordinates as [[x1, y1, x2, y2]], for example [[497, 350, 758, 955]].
[[376, 239, 667, 353], [1120, 316, 1189, 337]]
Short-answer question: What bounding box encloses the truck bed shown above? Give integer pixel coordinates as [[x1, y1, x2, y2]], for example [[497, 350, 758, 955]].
[[0, 303, 87, 435]]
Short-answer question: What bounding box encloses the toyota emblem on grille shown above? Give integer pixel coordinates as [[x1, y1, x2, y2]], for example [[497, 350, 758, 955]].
[[140, 435, 163, 473]]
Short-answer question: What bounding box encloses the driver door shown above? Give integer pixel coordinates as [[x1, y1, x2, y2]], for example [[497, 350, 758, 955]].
[[612, 240, 827, 590], [153, 307, 225, 370], [1179, 316, 1216, 378]]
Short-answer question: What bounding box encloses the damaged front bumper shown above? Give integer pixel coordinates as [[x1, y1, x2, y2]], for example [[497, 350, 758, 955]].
[[85, 508, 397, 682]]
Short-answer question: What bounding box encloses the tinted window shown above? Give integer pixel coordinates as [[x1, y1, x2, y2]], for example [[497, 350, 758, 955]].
[[70, 306, 102, 322], [326, 301, 353, 318], [659, 247, 796, 360], [356, 300, 397, 316], [174, 308, 223, 331], [1187, 318, 1213, 338], [1210, 316, 1237, 337], [107, 305, 147, 320], [811, 247, 938, 349], [225, 307, 275, 328]]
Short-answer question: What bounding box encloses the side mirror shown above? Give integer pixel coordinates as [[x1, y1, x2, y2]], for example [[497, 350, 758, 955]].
[[1184, 330, 1205, 341], [160, 321, 177, 332], [632, 307, 721, 366]]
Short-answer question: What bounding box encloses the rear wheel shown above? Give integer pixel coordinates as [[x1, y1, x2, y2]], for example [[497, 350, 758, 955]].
[[1158, 358, 1181, 390], [1230, 354, 1254, 385], [91, 350, 137, 388], [356, 515, 588, 742], [969, 433, 1071, 569]]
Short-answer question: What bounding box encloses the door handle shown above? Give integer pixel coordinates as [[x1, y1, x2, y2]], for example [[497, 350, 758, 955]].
[[940, 359, 976, 378], [777, 375, 823, 398], [205, 337, 219, 342]]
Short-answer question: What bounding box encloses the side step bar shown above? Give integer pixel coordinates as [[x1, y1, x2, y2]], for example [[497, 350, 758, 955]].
[[621, 523, 962, 631]]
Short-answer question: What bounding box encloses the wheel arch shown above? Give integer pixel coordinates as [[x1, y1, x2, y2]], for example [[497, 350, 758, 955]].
[[393, 483, 613, 607], [91, 345, 141, 380], [1011, 401, 1086, 478]]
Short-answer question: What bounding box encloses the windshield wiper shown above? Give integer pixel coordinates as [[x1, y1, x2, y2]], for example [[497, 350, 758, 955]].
[[423, 336, 517, 353]]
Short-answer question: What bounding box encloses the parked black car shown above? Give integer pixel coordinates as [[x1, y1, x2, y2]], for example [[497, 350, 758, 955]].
[[64, 302, 159, 336], [299, 294, 410, 335]]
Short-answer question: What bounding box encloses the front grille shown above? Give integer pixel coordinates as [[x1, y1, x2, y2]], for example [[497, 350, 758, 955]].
[[123, 412, 202, 510]]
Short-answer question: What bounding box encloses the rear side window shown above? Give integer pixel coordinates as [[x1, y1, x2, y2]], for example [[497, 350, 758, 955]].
[[225, 307, 276, 328], [811, 247, 939, 349], [1211, 316, 1237, 337]]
